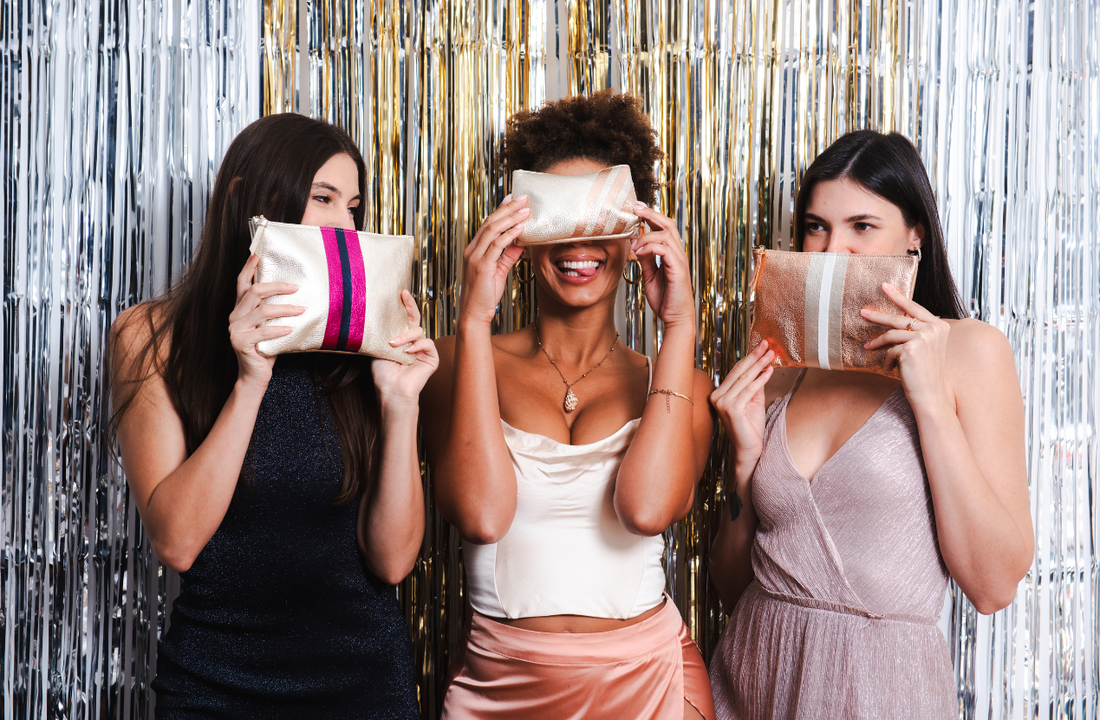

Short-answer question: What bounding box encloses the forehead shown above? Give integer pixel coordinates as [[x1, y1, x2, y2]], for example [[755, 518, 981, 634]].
[[541, 157, 608, 176], [806, 178, 900, 218], [312, 153, 359, 185]]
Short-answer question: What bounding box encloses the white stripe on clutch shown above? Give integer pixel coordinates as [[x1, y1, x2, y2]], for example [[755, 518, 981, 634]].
[[581, 171, 618, 236], [816, 254, 837, 370]]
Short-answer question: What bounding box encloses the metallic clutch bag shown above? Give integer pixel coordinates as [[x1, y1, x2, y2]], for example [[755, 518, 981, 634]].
[[512, 165, 641, 245], [748, 248, 919, 379], [247, 216, 414, 364]]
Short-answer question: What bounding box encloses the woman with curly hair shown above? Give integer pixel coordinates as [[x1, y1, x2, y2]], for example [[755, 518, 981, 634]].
[[421, 91, 717, 719]]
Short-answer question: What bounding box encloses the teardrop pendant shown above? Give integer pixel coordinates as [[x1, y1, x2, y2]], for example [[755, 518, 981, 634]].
[[563, 388, 578, 413]]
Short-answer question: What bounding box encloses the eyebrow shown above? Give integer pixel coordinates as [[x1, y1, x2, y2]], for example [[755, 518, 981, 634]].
[[311, 182, 361, 202], [804, 212, 882, 224]]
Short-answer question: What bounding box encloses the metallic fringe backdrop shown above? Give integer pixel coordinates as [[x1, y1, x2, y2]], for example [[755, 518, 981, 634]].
[[2, 0, 1097, 718]]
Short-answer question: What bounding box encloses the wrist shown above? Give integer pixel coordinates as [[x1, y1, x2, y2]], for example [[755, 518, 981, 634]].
[[659, 318, 697, 337], [456, 314, 494, 336], [234, 375, 270, 401], [379, 393, 421, 417]]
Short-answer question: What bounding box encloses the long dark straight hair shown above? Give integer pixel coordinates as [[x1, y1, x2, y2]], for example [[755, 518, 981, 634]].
[[794, 130, 966, 320], [110, 113, 378, 505]]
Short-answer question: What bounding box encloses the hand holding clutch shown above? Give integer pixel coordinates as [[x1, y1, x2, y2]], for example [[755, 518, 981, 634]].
[[247, 216, 415, 364], [748, 248, 919, 379]]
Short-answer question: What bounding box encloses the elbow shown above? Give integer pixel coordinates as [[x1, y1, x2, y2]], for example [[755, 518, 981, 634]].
[[970, 588, 1017, 615], [152, 540, 198, 574], [372, 557, 417, 586], [617, 506, 673, 537], [455, 517, 511, 545]]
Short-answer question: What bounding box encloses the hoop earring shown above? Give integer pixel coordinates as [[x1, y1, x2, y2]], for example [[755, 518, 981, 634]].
[[623, 260, 642, 285], [908, 247, 922, 261], [515, 257, 534, 284]]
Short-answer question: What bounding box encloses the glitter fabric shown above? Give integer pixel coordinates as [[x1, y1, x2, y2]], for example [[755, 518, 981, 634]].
[[151, 354, 418, 719], [709, 372, 954, 719]]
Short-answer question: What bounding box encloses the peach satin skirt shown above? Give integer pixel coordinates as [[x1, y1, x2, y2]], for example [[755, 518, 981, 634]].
[[441, 598, 716, 720]]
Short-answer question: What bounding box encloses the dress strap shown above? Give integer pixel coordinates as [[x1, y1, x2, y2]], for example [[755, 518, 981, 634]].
[[764, 369, 806, 429]]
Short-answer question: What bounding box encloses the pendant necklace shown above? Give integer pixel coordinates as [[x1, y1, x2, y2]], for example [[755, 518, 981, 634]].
[[535, 321, 619, 413]]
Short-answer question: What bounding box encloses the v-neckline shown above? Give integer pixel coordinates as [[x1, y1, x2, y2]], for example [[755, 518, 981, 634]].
[[779, 383, 903, 485]]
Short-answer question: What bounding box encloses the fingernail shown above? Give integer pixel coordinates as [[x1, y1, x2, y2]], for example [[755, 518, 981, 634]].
[[517, 207, 530, 215], [295, 305, 305, 312], [860, 308, 870, 316], [516, 222, 526, 231], [634, 202, 647, 209], [630, 240, 638, 251], [503, 193, 512, 203], [289, 283, 299, 291], [516, 194, 528, 202]]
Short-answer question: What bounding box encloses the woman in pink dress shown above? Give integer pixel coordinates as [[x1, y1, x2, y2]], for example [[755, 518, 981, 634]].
[[708, 130, 1033, 719]]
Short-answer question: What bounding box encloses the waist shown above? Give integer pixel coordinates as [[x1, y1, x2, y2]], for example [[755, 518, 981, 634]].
[[467, 596, 683, 663], [748, 582, 937, 626], [492, 599, 666, 633]]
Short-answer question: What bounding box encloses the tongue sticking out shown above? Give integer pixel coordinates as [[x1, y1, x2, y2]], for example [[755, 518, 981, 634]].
[[557, 261, 602, 278]]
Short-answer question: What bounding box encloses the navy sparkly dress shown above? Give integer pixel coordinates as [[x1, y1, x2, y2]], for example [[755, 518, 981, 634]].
[[152, 355, 419, 719]]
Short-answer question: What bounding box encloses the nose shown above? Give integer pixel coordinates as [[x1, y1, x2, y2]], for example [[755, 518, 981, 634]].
[[823, 234, 848, 254]]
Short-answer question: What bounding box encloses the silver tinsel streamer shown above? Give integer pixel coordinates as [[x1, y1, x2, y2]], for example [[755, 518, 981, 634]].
[[1, 0, 259, 716], [3, 1, 1097, 719]]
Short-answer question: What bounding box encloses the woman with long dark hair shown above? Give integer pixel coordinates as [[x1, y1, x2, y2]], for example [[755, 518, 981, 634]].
[[421, 91, 716, 719], [110, 113, 434, 718], [707, 130, 1033, 718]]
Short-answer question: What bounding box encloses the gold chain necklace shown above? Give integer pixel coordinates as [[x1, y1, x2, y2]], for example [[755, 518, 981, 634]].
[[535, 322, 619, 413]]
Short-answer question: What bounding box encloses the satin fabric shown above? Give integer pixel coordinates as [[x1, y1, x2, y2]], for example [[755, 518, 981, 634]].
[[442, 598, 716, 720], [464, 418, 666, 621]]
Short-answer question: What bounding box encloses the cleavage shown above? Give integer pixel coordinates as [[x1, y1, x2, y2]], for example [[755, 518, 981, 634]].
[[784, 370, 900, 481]]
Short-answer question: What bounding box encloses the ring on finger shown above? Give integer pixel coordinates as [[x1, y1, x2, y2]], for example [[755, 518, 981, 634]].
[[905, 318, 918, 331]]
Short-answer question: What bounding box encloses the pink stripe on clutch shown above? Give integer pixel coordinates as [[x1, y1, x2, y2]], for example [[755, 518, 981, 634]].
[[321, 226, 345, 350], [343, 229, 367, 353]]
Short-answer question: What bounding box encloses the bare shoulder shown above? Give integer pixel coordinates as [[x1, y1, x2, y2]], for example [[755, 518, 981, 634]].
[[944, 318, 1020, 402], [110, 302, 168, 384], [945, 318, 1015, 370]]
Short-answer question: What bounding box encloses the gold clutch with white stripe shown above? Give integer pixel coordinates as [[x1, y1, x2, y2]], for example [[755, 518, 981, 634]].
[[747, 249, 919, 379], [512, 165, 641, 245]]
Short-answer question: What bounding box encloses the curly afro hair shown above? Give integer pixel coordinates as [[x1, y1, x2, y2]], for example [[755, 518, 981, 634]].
[[501, 90, 663, 205]]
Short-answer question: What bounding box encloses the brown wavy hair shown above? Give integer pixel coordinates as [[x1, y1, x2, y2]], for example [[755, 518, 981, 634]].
[[501, 90, 663, 204], [109, 113, 378, 505]]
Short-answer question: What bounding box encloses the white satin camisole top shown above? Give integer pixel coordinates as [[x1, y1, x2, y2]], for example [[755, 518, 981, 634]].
[[464, 361, 667, 621]]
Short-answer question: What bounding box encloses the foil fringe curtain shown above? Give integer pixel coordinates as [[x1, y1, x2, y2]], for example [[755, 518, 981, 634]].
[[3, 1, 1097, 718]]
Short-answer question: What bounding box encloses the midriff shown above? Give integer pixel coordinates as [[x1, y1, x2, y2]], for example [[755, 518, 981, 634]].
[[490, 598, 666, 633]]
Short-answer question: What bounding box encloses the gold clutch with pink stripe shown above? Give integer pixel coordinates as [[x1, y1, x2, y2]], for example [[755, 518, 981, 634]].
[[512, 165, 641, 245], [747, 248, 919, 379]]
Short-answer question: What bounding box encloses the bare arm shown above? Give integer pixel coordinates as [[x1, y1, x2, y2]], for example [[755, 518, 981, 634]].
[[614, 205, 714, 535], [427, 196, 529, 544], [356, 291, 437, 584], [112, 257, 302, 572], [867, 288, 1033, 613], [707, 343, 783, 611]]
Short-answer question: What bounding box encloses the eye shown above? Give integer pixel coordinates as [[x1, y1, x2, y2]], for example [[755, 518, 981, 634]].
[[805, 221, 824, 233], [853, 222, 874, 232], [312, 194, 331, 204]]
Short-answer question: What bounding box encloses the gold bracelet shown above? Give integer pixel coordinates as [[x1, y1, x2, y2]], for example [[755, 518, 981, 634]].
[[648, 388, 693, 413]]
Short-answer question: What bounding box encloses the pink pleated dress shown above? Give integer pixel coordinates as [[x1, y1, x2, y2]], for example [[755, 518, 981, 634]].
[[709, 373, 956, 719]]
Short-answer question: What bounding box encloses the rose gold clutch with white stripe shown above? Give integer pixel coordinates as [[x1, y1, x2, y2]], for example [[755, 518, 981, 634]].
[[248, 216, 414, 364], [747, 249, 919, 379], [512, 165, 641, 245]]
